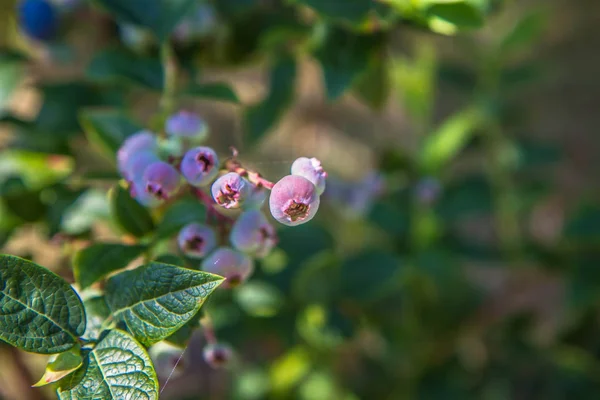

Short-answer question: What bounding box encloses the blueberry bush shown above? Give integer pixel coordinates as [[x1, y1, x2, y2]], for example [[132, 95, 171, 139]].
[[1, 0, 598, 399]]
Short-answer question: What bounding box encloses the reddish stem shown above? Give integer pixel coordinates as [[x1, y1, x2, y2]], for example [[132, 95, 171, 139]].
[[223, 159, 275, 190]]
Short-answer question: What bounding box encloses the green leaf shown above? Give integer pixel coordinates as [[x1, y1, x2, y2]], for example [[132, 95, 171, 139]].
[[164, 309, 202, 347], [244, 56, 297, 145], [1, 178, 46, 223], [109, 184, 155, 238], [353, 53, 391, 110], [235, 281, 284, 318], [568, 255, 600, 309], [57, 329, 158, 400], [94, 0, 197, 42], [45, 185, 87, 238], [267, 225, 334, 293], [315, 27, 379, 101], [0, 255, 86, 354], [563, 204, 600, 246], [80, 108, 144, 157], [155, 198, 206, 240], [33, 82, 124, 137], [500, 13, 544, 54], [435, 174, 492, 221], [105, 262, 224, 346], [418, 107, 482, 173], [500, 63, 543, 89], [0, 150, 74, 191], [185, 82, 240, 104], [438, 62, 477, 91], [34, 345, 83, 387], [87, 49, 163, 90], [61, 189, 111, 236], [515, 139, 562, 169], [339, 250, 402, 303], [425, 1, 484, 30], [390, 44, 437, 122], [74, 243, 147, 290], [369, 200, 410, 238]]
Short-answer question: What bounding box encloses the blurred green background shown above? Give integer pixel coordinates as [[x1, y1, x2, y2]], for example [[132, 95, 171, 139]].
[[2, 0, 600, 399]]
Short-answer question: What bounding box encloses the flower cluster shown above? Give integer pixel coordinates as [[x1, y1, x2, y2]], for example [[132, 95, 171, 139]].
[[116, 110, 327, 290], [116, 110, 327, 369]]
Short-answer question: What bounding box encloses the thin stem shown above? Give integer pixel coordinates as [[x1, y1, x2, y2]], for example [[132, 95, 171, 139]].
[[223, 158, 275, 190]]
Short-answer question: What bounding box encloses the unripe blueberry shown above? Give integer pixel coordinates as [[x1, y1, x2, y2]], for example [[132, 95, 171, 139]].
[[18, 0, 58, 41], [291, 157, 327, 195], [166, 111, 208, 141], [130, 179, 160, 208], [201, 247, 254, 289], [181, 147, 219, 187], [230, 210, 277, 258], [177, 223, 217, 258], [117, 130, 157, 177], [142, 161, 180, 201], [149, 342, 186, 380], [122, 150, 160, 182], [202, 343, 233, 369], [211, 173, 250, 209], [269, 175, 320, 226]]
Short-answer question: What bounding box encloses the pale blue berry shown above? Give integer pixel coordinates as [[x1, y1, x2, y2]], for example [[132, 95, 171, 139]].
[[117, 130, 157, 177], [166, 111, 208, 141], [201, 247, 254, 289], [202, 342, 233, 369], [142, 161, 180, 201], [129, 178, 160, 207], [230, 210, 277, 258], [181, 147, 219, 187], [269, 175, 320, 226], [122, 150, 160, 182], [211, 172, 250, 209], [177, 223, 217, 258], [291, 157, 327, 195]]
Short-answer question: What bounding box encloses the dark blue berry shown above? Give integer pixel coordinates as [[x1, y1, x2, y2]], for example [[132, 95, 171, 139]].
[[18, 0, 58, 41]]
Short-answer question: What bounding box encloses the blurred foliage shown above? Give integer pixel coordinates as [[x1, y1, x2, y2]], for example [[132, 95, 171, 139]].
[[1, 0, 599, 399]]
